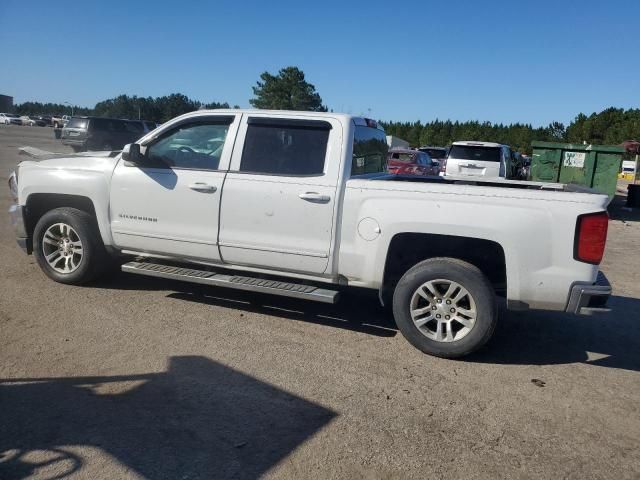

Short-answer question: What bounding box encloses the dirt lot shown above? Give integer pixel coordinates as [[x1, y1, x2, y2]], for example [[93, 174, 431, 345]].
[[0, 124, 639, 480]]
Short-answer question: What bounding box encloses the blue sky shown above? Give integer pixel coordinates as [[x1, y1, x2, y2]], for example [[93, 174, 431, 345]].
[[1, 0, 638, 126]]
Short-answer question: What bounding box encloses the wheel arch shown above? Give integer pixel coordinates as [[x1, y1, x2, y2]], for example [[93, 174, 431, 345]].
[[380, 232, 507, 306], [23, 193, 115, 250]]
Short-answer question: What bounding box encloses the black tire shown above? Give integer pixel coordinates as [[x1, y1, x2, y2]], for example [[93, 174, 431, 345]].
[[392, 258, 497, 358], [71, 146, 83, 153], [33, 207, 109, 285]]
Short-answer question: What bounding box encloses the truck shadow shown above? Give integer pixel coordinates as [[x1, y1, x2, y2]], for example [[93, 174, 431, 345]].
[[95, 271, 398, 338], [93, 274, 639, 372], [0, 356, 336, 480], [167, 288, 398, 338], [469, 295, 640, 372]]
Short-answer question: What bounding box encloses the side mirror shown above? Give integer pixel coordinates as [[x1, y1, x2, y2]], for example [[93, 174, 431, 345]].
[[432, 161, 440, 167], [122, 143, 142, 165]]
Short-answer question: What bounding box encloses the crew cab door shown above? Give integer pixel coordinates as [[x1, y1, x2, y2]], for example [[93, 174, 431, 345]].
[[218, 115, 341, 274], [109, 114, 240, 261]]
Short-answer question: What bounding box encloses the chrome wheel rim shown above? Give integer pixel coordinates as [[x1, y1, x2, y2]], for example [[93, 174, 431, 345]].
[[42, 223, 84, 274], [410, 279, 477, 342]]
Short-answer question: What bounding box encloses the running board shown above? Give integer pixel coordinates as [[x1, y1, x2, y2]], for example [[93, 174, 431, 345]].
[[121, 261, 339, 304]]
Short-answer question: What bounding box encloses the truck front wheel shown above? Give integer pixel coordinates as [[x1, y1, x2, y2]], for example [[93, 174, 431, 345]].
[[392, 258, 497, 358], [33, 207, 109, 285]]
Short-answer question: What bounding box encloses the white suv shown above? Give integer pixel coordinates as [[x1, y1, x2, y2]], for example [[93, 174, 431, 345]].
[[443, 141, 518, 179]]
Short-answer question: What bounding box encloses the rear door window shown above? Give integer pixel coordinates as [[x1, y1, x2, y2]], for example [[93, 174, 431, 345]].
[[449, 145, 501, 162], [125, 121, 145, 134], [90, 118, 109, 131], [240, 119, 330, 176], [419, 153, 432, 165]]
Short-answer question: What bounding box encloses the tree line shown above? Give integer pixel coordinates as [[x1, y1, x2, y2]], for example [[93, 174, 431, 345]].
[[382, 108, 640, 154], [12, 66, 639, 154], [14, 94, 237, 124]]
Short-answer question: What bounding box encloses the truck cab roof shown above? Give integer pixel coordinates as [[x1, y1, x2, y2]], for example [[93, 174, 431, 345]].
[[193, 109, 380, 128]]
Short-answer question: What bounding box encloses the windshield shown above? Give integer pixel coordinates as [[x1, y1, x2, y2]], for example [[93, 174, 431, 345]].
[[66, 118, 88, 129], [352, 125, 388, 176], [449, 145, 501, 162]]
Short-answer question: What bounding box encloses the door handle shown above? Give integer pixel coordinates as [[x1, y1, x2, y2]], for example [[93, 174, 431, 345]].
[[189, 183, 217, 193], [298, 192, 331, 204]]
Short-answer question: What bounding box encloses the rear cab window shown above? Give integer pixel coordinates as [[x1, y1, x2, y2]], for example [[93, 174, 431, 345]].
[[66, 118, 88, 129], [448, 145, 501, 162], [390, 153, 415, 163], [352, 124, 389, 176]]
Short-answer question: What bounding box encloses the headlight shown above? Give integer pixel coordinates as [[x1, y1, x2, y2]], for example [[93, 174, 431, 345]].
[[8, 170, 18, 201]]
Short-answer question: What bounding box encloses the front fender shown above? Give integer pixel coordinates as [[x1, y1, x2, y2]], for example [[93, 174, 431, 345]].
[[18, 164, 115, 247]]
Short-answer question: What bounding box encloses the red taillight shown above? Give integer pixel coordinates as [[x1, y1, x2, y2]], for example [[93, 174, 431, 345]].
[[574, 212, 608, 264], [441, 158, 447, 173]]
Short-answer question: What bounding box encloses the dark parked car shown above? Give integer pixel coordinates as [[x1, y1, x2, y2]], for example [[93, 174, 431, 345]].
[[127, 119, 159, 134], [35, 115, 53, 126], [418, 146, 448, 176], [387, 148, 440, 176], [61, 117, 146, 152]]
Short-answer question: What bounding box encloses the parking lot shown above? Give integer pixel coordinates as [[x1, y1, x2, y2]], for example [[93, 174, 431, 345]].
[[0, 124, 639, 479]]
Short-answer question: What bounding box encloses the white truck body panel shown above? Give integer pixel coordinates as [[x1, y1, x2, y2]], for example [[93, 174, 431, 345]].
[[338, 178, 606, 310], [219, 113, 345, 274], [11, 109, 610, 314], [108, 113, 242, 261]]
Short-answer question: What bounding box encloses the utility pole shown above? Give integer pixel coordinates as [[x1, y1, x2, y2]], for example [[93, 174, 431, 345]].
[[64, 101, 74, 116]]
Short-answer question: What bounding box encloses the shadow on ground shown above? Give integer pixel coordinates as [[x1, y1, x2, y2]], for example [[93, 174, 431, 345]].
[[470, 295, 640, 372], [93, 272, 640, 372], [0, 356, 336, 480], [95, 271, 399, 338]]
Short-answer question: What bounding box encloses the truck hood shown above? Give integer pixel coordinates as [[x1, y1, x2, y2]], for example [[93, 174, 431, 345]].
[[17, 147, 121, 173]]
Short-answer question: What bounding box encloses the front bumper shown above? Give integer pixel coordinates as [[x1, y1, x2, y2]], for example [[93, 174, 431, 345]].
[[9, 204, 31, 254], [566, 271, 611, 315]]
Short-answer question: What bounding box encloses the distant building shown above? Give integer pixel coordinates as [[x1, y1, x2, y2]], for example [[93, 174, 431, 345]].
[[0, 94, 13, 112]]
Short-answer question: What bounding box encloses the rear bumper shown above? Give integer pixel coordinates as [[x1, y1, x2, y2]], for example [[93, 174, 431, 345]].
[[61, 138, 87, 147], [9, 204, 31, 254], [566, 271, 611, 315]]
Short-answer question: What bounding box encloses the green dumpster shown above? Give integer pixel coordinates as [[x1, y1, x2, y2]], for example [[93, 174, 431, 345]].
[[530, 141, 624, 198]]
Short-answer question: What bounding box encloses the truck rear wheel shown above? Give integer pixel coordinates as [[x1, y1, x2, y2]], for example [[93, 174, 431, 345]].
[[33, 207, 109, 285], [392, 258, 497, 358]]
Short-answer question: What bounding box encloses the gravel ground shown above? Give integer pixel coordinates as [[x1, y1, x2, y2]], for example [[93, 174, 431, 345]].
[[0, 124, 639, 480]]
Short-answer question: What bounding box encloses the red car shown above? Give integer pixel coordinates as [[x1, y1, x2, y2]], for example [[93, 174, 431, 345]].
[[387, 148, 440, 176]]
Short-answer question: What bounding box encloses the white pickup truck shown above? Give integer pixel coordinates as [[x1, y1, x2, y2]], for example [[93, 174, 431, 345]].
[[8, 109, 612, 358]]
